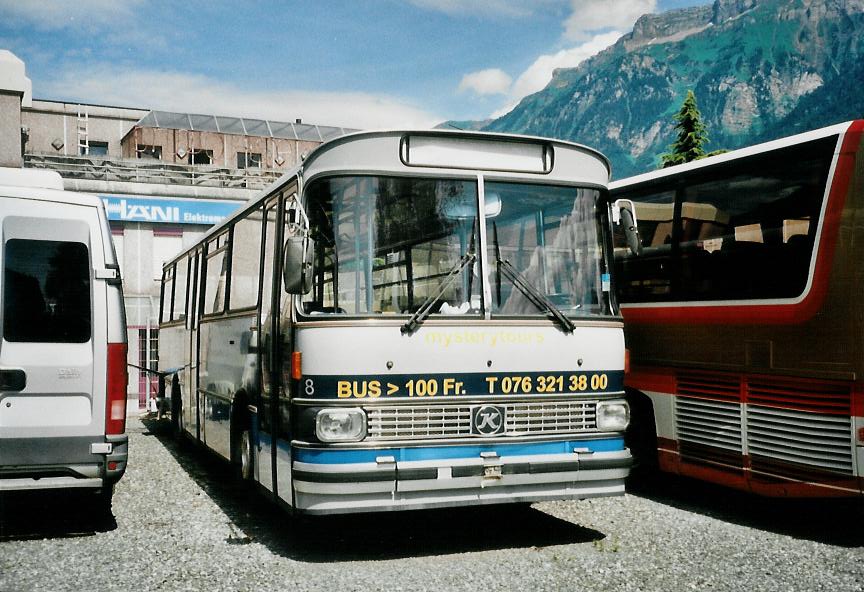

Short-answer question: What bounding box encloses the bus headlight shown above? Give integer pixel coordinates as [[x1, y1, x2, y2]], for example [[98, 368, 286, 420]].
[[315, 408, 367, 442], [596, 400, 630, 431]]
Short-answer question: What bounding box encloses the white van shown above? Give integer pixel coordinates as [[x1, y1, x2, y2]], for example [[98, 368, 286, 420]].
[[0, 168, 128, 513]]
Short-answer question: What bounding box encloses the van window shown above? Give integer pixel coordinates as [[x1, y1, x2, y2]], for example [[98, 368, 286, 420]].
[[3, 239, 91, 343]]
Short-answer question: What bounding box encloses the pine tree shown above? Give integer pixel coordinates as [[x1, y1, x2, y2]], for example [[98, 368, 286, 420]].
[[661, 90, 708, 168]]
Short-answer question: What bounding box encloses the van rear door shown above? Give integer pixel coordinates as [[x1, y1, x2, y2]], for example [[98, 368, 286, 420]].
[[0, 196, 108, 479]]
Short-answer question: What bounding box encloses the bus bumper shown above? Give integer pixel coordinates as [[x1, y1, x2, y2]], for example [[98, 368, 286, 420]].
[[291, 439, 632, 514]]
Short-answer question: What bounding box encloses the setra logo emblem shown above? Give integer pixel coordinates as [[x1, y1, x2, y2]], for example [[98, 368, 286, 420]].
[[472, 405, 506, 436]]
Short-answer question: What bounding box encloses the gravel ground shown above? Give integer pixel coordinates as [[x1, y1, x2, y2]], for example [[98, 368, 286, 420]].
[[1, 415, 863, 592]]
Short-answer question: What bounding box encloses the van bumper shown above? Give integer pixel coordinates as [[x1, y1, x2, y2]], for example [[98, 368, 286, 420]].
[[0, 434, 128, 491]]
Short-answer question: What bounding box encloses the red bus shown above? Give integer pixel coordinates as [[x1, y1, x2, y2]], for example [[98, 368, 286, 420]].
[[611, 120, 864, 497]]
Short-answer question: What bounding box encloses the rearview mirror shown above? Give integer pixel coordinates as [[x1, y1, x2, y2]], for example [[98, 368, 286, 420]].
[[442, 191, 502, 219], [612, 199, 642, 256], [283, 236, 315, 294]]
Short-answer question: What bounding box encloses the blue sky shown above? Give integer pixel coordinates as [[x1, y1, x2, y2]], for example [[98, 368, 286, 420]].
[[0, 0, 707, 128]]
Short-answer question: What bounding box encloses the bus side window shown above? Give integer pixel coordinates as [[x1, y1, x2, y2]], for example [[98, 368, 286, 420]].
[[204, 233, 229, 315], [161, 265, 174, 324], [173, 259, 187, 321], [229, 207, 264, 311], [612, 191, 675, 302]]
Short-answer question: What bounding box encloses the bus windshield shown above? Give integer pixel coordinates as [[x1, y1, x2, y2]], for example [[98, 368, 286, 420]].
[[486, 182, 607, 318], [302, 175, 609, 319]]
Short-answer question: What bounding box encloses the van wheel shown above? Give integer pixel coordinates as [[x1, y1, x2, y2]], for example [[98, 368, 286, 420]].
[[88, 485, 115, 528]]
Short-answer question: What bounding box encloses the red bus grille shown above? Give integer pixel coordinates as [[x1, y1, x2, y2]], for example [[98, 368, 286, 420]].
[[675, 396, 743, 468], [677, 371, 741, 403], [747, 377, 851, 416], [672, 370, 854, 477], [747, 405, 853, 476]]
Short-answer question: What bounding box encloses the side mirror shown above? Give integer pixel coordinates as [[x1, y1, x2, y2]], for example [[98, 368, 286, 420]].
[[612, 199, 642, 256], [283, 236, 315, 294]]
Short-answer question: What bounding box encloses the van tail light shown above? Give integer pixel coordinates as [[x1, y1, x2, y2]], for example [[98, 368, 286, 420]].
[[625, 348, 631, 375], [106, 343, 128, 435]]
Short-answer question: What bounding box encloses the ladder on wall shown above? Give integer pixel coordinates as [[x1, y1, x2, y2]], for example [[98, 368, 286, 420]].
[[76, 107, 89, 155]]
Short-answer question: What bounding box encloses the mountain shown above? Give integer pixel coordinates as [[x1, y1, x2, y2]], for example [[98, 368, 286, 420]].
[[481, 0, 864, 178], [436, 119, 493, 131]]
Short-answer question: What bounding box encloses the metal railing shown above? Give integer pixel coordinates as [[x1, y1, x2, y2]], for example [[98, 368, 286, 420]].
[[24, 153, 284, 190]]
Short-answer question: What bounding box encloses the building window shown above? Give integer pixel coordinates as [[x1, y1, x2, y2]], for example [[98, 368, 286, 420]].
[[237, 152, 262, 169], [81, 141, 109, 156], [188, 149, 213, 165], [137, 328, 159, 407], [137, 145, 162, 160]]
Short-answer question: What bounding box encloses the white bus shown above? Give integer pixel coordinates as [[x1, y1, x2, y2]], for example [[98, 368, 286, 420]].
[[159, 130, 632, 514], [0, 168, 128, 513]]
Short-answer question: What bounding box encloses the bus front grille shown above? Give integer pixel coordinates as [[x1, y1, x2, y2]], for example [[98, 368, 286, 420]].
[[365, 400, 598, 440]]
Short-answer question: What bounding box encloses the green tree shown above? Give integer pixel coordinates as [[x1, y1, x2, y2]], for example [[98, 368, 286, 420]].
[[661, 90, 709, 168]]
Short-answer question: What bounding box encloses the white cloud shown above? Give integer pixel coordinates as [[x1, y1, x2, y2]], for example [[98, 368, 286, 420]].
[[486, 31, 622, 118], [510, 30, 622, 100], [407, 0, 552, 18], [467, 0, 655, 119], [41, 66, 443, 130], [0, 0, 143, 30], [564, 0, 656, 40], [458, 69, 513, 96]]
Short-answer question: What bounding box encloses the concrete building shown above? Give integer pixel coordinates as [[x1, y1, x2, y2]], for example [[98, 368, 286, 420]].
[[0, 50, 356, 408]]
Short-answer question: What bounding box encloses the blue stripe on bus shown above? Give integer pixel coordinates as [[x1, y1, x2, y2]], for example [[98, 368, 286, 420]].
[[292, 438, 625, 465]]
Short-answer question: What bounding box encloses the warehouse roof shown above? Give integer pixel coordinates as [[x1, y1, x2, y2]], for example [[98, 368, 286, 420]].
[[134, 110, 358, 141]]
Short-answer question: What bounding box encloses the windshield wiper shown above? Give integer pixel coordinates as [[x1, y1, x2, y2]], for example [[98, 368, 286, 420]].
[[401, 252, 476, 335], [493, 222, 575, 333]]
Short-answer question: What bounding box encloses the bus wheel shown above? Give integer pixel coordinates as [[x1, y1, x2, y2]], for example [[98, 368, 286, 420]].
[[239, 427, 254, 481], [170, 376, 182, 437], [625, 389, 659, 485], [231, 401, 254, 482]]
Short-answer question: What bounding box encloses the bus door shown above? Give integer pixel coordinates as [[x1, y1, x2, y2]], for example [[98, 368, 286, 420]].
[[257, 193, 285, 494], [274, 190, 304, 505], [189, 248, 202, 440]]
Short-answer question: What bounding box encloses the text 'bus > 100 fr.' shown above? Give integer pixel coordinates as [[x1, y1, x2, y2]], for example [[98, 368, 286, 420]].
[[159, 130, 632, 515]]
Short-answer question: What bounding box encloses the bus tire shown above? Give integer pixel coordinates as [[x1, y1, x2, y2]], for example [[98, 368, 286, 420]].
[[625, 388, 659, 483], [231, 397, 254, 482], [170, 375, 182, 437]]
